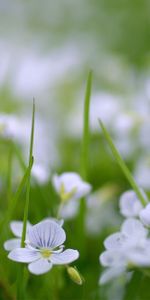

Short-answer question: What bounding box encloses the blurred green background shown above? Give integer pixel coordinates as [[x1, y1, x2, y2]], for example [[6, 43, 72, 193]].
[[0, 0, 150, 299]]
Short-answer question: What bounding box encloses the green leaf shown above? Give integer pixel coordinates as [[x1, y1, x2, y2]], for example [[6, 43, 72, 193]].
[[99, 120, 147, 206]]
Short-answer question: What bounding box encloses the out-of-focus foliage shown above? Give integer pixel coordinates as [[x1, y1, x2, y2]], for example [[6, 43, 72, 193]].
[[0, 0, 150, 300]]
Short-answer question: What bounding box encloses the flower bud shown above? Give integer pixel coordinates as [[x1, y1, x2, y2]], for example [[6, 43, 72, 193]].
[[67, 266, 83, 285]]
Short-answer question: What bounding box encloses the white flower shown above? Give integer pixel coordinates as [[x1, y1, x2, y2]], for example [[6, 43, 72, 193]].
[[52, 172, 91, 219], [4, 221, 32, 251], [52, 172, 91, 202], [8, 220, 79, 275], [4, 218, 63, 251], [99, 218, 149, 284], [134, 156, 150, 190], [119, 190, 144, 218], [140, 203, 150, 227], [32, 164, 50, 185]]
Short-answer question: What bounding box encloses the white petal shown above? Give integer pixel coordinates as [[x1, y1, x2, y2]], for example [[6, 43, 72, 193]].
[[28, 220, 66, 249], [10, 221, 32, 238], [28, 258, 53, 275], [119, 190, 143, 218], [8, 248, 41, 263], [100, 250, 126, 267], [104, 232, 126, 250], [74, 182, 92, 200], [128, 247, 150, 267], [51, 249, 79, 265], [99, 267, 126, 285], [140, 203, 150, 227], [4, 238, 21, 251], [121, 218, 148, 239], [44, 217, 64, 227], [60, 199, 79, 219]]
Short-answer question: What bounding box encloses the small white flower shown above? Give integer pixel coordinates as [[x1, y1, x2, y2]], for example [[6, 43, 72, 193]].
[[119, 190, 144, 218], [52, 172, 91, 202], [140, 203, 150, 227], [99, 218, 149, 284], [4, 221, 32, 251], [8, 220, 79, 275]]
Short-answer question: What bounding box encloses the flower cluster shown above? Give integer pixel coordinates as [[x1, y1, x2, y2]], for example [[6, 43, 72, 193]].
[[99, 189, 150, 284]]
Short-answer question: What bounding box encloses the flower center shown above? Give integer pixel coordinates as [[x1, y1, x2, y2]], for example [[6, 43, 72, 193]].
[[60, 183, 77, 202], [41, 249, 52, 258]]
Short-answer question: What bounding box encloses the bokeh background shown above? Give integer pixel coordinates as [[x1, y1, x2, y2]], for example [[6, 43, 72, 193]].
[[0, 0, 150, 299]]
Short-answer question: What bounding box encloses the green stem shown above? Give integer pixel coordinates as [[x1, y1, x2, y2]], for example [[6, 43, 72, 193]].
[[99, 120, 147, 206], [21, 100, 35, 247]]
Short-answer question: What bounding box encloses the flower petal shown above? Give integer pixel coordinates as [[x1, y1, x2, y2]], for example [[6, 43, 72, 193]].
[[51, 249, 79, 265], [140, 203, 150, 227], [60, 199, 79, 219], [28, 258, 53, 275], [4, 238, 21, 251], [121, 218, 148, 239], [10, 221, 32, 238], [104, 232, 126, 250], [99, 267, 126, 285], [8, 248, 40, 263], [74, 182, 92, 200], [119, 190, 143, 218], [128, 246, 150, 267], [100, 250, 126, 267], [28, 220, 66, 249]]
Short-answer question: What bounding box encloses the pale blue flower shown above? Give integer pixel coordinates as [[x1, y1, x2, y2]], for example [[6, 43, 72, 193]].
[[8, 220, 79, 275]]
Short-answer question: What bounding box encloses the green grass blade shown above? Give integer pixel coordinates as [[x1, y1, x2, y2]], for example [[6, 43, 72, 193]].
[[99, 120, 147, 206], [7, 141, 13, 202], [0, 158, 33, 231], [21, 100, 35, 247], [80, 70, 92, 180]]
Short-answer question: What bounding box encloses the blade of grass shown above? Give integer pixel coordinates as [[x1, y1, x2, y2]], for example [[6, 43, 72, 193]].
[[99, 120, 147, 206], [80, 70, 92, 180], [21, 100, 35, 247], [77, 72, 92, 256], [16, 100, 35, 300], [0, 159, 33, 232], [7, 141, 13, 203]]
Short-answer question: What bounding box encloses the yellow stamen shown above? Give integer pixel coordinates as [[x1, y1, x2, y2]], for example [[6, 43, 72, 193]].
[[41, 249, 52, 258], [60, 183, 77, 202]]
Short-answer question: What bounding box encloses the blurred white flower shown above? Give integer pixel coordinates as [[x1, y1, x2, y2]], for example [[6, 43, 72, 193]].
[[90, 92, 121, 131], [134, 156, 150, 190], [8, 220, 79, 275], [53, 172, 91, 202], [140, 203, 150, 227], [52, 172, 91, 219], [99, 218, 149, 284], [32, 164, 50, 185], [119, 190, 144, 218]]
